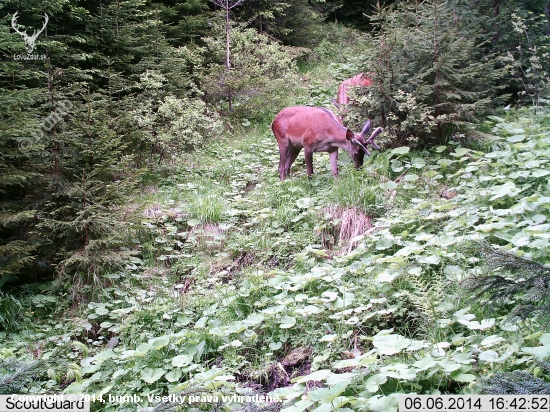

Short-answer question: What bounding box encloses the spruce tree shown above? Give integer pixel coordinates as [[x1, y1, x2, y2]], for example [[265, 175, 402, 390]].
[[352, 0, 503, 144]]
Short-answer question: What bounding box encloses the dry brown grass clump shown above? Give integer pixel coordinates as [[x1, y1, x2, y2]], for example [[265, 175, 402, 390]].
[[319, 205, 373, 252]]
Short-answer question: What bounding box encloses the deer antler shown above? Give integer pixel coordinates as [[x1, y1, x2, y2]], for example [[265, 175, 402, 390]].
[[365, 127, 382, 151]]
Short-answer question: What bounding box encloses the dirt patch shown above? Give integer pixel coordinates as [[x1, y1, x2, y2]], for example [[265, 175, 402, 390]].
[[267, 347, 313, 392], [242, 181, 257, 196], [206, 251, 258, 283]]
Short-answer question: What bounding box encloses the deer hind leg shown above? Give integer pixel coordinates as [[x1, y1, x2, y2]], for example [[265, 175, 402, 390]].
[[285, 146, 301, 178], [277, 140, 290, 181]]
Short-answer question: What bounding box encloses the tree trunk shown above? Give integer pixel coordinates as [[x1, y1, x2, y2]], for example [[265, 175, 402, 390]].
[[226, 1, 230, 69]]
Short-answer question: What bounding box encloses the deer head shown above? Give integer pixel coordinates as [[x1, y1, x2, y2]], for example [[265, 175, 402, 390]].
[[11, 12, 49, 54]]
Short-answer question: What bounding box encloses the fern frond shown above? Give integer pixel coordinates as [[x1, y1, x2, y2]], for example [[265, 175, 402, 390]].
[[0, 358, 42, 394], [465, 245, 550, 320]]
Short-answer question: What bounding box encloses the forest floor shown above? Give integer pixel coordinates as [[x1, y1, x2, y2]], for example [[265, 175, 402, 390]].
[[3, 108, 550, 411]]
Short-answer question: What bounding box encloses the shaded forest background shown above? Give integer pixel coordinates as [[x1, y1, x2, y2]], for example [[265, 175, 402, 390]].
[[1, 0, 549, 290]]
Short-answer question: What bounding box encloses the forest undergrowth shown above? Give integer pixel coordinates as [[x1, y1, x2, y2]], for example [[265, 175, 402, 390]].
[[1, 104, 550, 411]]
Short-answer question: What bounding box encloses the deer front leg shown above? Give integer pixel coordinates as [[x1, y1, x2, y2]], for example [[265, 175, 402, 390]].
[[329, 150, 339, 176], [304, 148, 314, 177]]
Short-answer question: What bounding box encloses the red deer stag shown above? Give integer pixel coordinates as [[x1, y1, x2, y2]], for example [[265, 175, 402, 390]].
[[333, 73, 372, 107], [272, 106, 382, 180]]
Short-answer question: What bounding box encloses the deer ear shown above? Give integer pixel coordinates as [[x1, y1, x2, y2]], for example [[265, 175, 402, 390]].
[[346, 129, 354, 141]]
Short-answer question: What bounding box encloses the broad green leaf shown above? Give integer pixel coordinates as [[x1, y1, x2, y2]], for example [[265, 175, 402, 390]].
[[141, 368, 166, 384], [450, 371, 476, 382], [149, 335, 170, 350], [365, 373, 387, 393], [507, 135, 526, 142], [444, 265, 464, 279], [372, 333, 411, 355], [481, 335, 504, 347], [82, 364, 101, 374], [194, 316, 208, 329], [308, 382, 348, 402], [93, 349, 115, 362], [95, 307, 109, 316], [376, 236, 394, 250], [450, 148, 471, 157], [326, 372, 354, 386], [296, 197, 316, 208], [490, 181, 517, 199], [296, 305, 321, 316], [391, 160, 404, 172], [243, 314, 265, 326], [522, 345, 550, 360], [413, 356, 436, 371], [279, 315, 297, 329], [391, 147, 410, 155], [321, 291, 339, 301], [269, 341, 283, 350], [416, 253, 440, 265], [172, 354, 193, 367], [262, 305, 286, 315], [281, 400, 314, 412], [134, 343, 151, 357], [380, 364, 417, 380], [377, 270, 400, 283], [457, 317, 495, 330], [479, 350, 499, 363], [366, 395, 399, 412], [320, 334, 338, 342], [165, 370, 182, 382], [292, 369, 332, 383], [540, 334, 550, 346], [411, 158, 426, 168], [437, 359, 461, 373], [333, 353, 377, 368]]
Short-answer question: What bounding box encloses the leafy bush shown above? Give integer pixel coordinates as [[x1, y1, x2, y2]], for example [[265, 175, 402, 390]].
[[350, 0, 503, 144], [132, 90, 223, 161], [199, 23, 297, 120]]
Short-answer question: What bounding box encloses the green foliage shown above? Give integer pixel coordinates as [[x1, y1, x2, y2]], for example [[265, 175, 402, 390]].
[[466, 247, 550, 321], [497, 11, 550, 106], [0, 291, 24, 331], [0, 66, 47, 283], [483, 361, 550, 395], [0, 108, 545, 412], [2, 0, 550, 410], [0, 358, 42, 394], [132, 90, 223, 160], [200, 23, 297, 119], [352, 0, 503, 144]]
